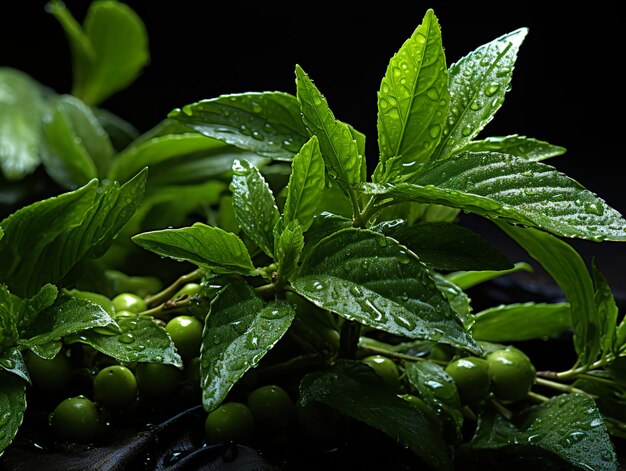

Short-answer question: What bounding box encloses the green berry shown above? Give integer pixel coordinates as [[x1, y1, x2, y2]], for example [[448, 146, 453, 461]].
[[445, 356, 491, 406], [247, 384, 294, 434], [204, 402, 255, 444], [361, 355, 401, 391], [165, 315, 203, 360], [174, 283, 201, 300], [25, 350, 72, 396], [135, 362, 181, 399], [50, 396, 99, 443], [93, 365, 138, 409], [112, 292, 146, 314], [486, 347, 536, 402]]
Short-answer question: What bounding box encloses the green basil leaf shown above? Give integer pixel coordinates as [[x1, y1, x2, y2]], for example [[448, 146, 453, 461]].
[[0, 304, 18, 354], [461, 135, 566, 161], [376, 9, 449, 180], [18, 297, 118, 349], [472, 302, 571, 342], [93, 107, 139, 152], [432, 28, 528, 160], [404, 360, 464, 442], [108, 132, 225, 182], [132, 223, 256, 275], [591, 259, 619, 356], [0, 371, 26, 456], [42, 94, 114, 188], [467, 394, 616, 471], [432, 272, 473, 330], [497, 223, 600, 366], [48, 0, 149, 106], [295, 65, 363, 202], [365, 152, 626, 242], [382, 221, 513, 271], [29, 341, 63, 361], [0, 348, 29, 384], [275, 219, 304, 284], [14, 284, 58, 331], [445, 261, 533, 291], [0, 68, 49, 180], [200, 281, 295, 411], [0, 169, 147, 297], [66, 314, 182, 367], [299, 359, 453, 470], [231, 159, 280, 257], [168, 92, 308, 160], [283, 136, 325, 232], [292, 228, 480, 353]]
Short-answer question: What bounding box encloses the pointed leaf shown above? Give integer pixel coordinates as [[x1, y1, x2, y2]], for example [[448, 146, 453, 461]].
[[592, 259, 619, 356], [168, 92, 308, 160], [377, 9, 449, 179], [299, 360, 453, 470], [433, 28, 528, 160], [283, 136, 325, 231], [446, 261, 533, 291], [461, 135, 566, 161], [132, 222, 256, 275], [295, 65, 362, 200], [497, 223, 600, 365], [231, 159, 280, 257], [18, 297, 118, 349], [0, 348, 29, 384], [0, 68, 48, 180], [472, 302, 571, 342], [292, 228, 480, 352], [365, 152, 626, 242], [467, 394, 616, 471], [66, 314, 182, 367], [0, 372, 26, 455], [200, 281, 295, 411], [275, 220, 304, 284]]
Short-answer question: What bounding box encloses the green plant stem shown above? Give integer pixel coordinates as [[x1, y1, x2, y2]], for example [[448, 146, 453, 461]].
[[144, 268, 204, 307], [491, 400, 513, 420], [547, 354, 616, 380], [527, 391, 550, 403], [359, 344, 445, 364], [359, 199, 398, 225], [254, 283, 276, 299], [339, 320, 361, 360], [138, 298, 192, 320], [534, 377, 595, 397]]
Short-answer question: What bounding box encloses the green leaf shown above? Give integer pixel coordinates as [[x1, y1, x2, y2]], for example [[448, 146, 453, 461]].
[[432, 28, 528, 160], [292, 228, 480, 352], [48, 0, 149, 106], [432, 272, 473, 329], [446, 261, 533, 291], [0, 68, 49, 180], [404, 360, 464, 441], [299, 359, 453, 470], [0, 348, 29, 384], [461, 135, 566, 161], [380, 221, 513, 271], [497, 223, 600, 366], [132, 222, 256, 275], [0, 371, 26, 456], [0, 303, 18, 354], [472, 302, 571, 342], [29, 341, 63, 360], [295, 65, 363, 202], [42, 94, 114, 188], [466, 394, 616, 471], [200, 281, 295, 411], [283, 136, 325, 232], [108, 132, 226, 182], [93, 107, 139, 152], [376, 8, 449, 180], [66, 314, 182, 367], [275, 219, 304, 284], [168, 92, 308, 160], [231, 159, 280, 257], [365, 152, 626, 242], [591, 259, 619, 356], [14, 284, 58, 330], [18, 297, 118, 349]]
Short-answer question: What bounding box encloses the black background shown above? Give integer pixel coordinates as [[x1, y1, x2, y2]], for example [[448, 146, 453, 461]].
[[3, 1, 625, 289]]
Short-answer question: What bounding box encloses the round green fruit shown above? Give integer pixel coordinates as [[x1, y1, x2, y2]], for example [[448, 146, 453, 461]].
[[445, 356, 491, 406], [50, 395, 99, 443], [135, 362, 181, 399], [204, 402, 255, 444], [165, 315, 203, 360], [361, 355, 401, 391], [25, 350, 72, 396], [93, 365, 138, 409], [111, 292, 146, 314], [247, 384, 294, 434], [174, 283, 201, 300], [486, 347, 536, 402]]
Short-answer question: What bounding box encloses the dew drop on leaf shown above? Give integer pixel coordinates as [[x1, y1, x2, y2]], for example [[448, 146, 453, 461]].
[[118, 333, 134, 344], [484, 83, 500, 97]]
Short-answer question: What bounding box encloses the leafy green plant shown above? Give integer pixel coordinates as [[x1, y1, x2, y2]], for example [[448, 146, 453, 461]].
[[2, 3, 626, 470]]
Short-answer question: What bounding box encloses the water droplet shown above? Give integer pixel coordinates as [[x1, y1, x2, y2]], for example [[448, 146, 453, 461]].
[[181, 105, 193, 116], [376, 237, 388, 247], [313, 97, 322, 106], [428, 124, 441, 139], [312, 281, 325, 291], [246, 334, 259, 349], [393, 67, 402, 78], [484, 83, 500, 97], [327, 168, 338, 179], [0, 358, 15, 369], [133, 344, 146, 352], [380, 99, 389, 109], [461, 125, 473, 137], [393, 314, 417, 331], [426, 88, 439, 101], [118, 333, 134, 344], [251, 131, 264, 141], [154, 356, 164, 363], [349, 285, 363, 298], [262, 309, 283, 320], [251, 102, 262, 113], [584, 202, 604, 216], [230, 320, 247, 334], [470, 101, 482, 111], [415, 33, 426, 44], [232, 160, 248, 176], [397, 250, 410, 264]]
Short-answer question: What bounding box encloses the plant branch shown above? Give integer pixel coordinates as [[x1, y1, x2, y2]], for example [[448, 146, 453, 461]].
[[138, 298, 192, 320], [534, 377, 596, 397], [144, 268, 204, 307]]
